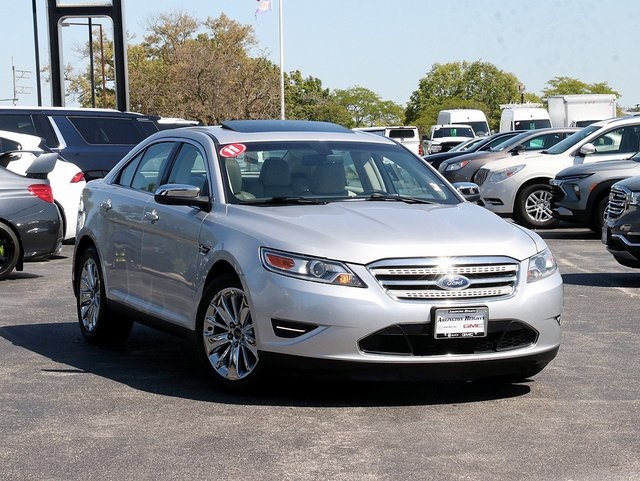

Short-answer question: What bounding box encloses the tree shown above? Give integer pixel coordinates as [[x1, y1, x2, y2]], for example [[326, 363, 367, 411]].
[[541, 76, 620, 98], [406, 61, 524, 132], [333, 86, 403, 128]]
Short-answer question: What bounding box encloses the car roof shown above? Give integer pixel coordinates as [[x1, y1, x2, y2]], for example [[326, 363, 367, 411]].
[[152, 120, 396, 145], [0, 106, 151, 118], [0, 129, 44, 148]]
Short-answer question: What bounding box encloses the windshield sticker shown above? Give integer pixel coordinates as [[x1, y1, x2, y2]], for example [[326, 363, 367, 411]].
[[219, 144, 247, 157]]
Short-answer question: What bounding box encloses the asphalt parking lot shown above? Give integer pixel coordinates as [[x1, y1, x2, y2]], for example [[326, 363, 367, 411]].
[[1, 228, 639, 481]]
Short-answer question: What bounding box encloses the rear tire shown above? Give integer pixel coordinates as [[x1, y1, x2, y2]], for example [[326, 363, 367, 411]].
[[0, 222, 20, 280], [75, 246, 132, 345], [514, 183, 559, 229], [195, 273, 263, 391]]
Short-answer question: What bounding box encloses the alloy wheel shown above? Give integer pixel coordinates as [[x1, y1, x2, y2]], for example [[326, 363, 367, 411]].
[[202, 287, 258, 381]]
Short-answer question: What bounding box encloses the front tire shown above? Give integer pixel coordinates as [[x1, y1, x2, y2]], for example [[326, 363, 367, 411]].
[[75, 246, 132, 345], [0, 222, 20, 279], [196, 274, 262, 390], [515, 183, 559, 229], [590, 196, 609, 232]]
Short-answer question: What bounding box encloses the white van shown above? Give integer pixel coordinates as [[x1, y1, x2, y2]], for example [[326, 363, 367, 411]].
[[353, 126, 421, 155], [499, 105, 551, 132], [436, 109, 490, 136]]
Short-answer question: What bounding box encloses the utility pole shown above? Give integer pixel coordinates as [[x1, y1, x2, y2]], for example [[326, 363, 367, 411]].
[[11, 58, 32, 105]]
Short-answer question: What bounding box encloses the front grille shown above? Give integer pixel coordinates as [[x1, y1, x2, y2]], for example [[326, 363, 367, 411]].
[[368, 257, 519, 301], [474, 168, 489, 186], [359, 320, 537, 356], [606, 185, 629, 221], [550, 183, 565, 203]]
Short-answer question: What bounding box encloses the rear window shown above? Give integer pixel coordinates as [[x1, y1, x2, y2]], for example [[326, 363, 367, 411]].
[[68, 116, 148, 145], [387, 129, 417, 139]]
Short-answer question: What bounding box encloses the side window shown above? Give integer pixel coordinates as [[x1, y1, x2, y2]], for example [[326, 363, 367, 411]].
[[115, 150, 144, 187], [0, 114, 36, 136], [130, 142, 176, 193], [67, 116, 147, 145], [593, 127, 640, 154], [166, 143, 208, 193]]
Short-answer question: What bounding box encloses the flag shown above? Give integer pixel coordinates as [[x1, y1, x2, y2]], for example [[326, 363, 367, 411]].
[[255, 0, 272, 17]]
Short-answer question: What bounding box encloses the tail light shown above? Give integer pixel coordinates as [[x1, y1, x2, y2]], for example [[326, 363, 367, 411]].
[[70, 172, 85, 183], [419, 144, 424, 156], [28, 184, 54, 203]]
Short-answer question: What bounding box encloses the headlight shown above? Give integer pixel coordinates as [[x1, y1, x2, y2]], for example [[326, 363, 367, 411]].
[[445, 160, 469, 172], [261, 248, 366, 287], [629, 191, 640, 206], [558, 173, 593, 182], [488, 164, 525, 183], [527, 248, 557, 282]]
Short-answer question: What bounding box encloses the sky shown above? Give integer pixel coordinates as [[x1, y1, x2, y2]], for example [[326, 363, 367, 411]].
[[2, 0, 640, 112]]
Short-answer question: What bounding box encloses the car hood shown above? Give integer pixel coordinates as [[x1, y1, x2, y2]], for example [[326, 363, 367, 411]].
[[556, 159, 640, 178], [225, 201, 543, 264], [481, 152, 548, 172]]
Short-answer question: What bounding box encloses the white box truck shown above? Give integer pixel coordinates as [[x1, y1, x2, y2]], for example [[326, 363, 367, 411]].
[[547, 94, 617, 128], [437, 109, 490, 136], [499, 104, 551, 132]]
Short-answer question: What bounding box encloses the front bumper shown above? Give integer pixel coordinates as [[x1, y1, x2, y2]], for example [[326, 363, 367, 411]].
[[245, 260, 563, 374], [479, 180, 517, 215], [603, 209, 640, 267]]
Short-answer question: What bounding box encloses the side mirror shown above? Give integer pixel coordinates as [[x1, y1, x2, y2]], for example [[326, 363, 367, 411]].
[[154, 184, 210, 210], [579, 143, 596, 156], [511, 144, 526, 155], [453, 182, 481, 203]]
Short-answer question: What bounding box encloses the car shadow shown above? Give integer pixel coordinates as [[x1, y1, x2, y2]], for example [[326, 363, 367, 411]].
[[0, 272, 41, 281], [561, 272, 640, 288], [537, 228, 599, 240], [0, 321, 532, 407]]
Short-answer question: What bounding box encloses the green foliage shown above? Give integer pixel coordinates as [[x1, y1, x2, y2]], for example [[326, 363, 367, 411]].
[[333, 86, 403, 128], [541, 76, 620, 98], [406, 61, 523, 132]]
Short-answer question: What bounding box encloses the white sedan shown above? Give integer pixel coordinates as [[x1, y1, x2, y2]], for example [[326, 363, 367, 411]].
[[0, 130, 85, 240]]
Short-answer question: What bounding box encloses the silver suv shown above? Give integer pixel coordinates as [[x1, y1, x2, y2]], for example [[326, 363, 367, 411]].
[[73, 120, 563, 390]]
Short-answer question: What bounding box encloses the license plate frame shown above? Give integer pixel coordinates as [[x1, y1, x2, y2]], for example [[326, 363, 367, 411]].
[[434, 306, 488, 339]]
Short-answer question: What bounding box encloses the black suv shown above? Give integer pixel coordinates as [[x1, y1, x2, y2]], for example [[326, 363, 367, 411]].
[[603, 175, 640, 268], [0, 107, 159, 179]]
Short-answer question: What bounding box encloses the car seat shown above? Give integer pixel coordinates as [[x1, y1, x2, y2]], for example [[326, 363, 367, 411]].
[[258, 157, 293, 197], [225, 158, 255, 200], [309, 154, 348, 196]]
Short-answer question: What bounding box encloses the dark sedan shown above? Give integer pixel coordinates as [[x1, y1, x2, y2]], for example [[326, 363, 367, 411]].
[[0, 156, 63, 279], [423, 131, 525, 170]]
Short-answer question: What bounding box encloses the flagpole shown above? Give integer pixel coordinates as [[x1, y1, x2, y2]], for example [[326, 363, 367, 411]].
[[279, 0, 285, 119]]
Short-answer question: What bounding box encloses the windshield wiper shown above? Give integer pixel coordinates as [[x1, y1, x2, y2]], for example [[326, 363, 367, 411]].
[[251, 196, 329, 205], [362, 192, 435, 204]]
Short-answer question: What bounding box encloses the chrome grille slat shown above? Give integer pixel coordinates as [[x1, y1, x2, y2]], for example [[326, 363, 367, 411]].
[[606, 185, 629, 221], [369, 257, 519, 301]]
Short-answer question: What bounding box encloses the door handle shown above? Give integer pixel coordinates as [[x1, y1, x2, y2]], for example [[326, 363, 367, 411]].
[[100, 199, 112, 211], [144, 209, 159, 223]]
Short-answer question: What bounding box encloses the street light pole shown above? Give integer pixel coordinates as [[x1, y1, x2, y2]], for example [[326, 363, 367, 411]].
[[88, 18, 96, 108], [61, 19, 106, 108]]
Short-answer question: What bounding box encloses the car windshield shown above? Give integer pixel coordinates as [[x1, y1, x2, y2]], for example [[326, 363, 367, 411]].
[[221, 141, 460, 206], [433, 127, 474, 138], [545, 125, 600, 155], [459, 121, 488, 136]]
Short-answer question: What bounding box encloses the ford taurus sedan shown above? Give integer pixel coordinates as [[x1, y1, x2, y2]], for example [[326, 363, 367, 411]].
[[73, 120, 563, 390]]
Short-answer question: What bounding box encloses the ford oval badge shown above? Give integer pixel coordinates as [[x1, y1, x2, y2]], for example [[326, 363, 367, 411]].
[[436, 274, 471, 290]]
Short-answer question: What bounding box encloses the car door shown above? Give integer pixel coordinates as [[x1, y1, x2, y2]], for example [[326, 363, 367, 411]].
[[103, 141, 178, 307], [139, 141, 210, 328]]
